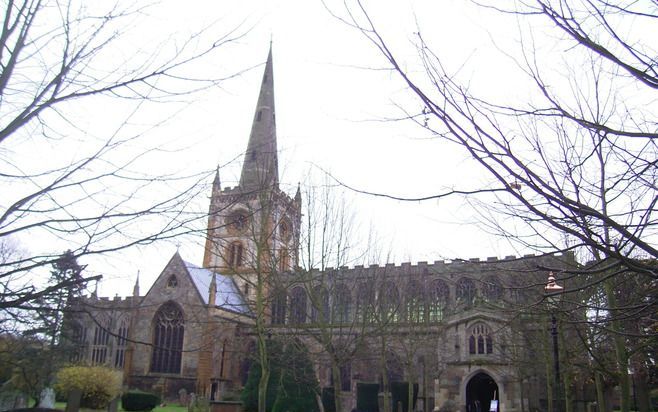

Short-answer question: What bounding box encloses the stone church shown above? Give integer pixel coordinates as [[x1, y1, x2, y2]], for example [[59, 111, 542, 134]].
[[68, 47, 577, 412]]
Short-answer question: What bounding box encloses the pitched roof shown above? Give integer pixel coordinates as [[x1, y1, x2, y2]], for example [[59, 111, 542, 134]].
[[184, 260, 252, 316]]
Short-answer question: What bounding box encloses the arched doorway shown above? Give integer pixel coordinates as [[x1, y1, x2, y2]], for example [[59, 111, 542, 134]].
[[466, 372, 499, 412]]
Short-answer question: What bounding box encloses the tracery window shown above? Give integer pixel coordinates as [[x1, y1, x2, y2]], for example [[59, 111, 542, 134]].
[[114, 318, 129, 368], [355, 283, 374, 322], [333, 283, 351, 323], [428, 279, 450, 322], [379, 281, 400, 322], [456, 278, 476, 306], [468, 323, 493, 355], [289, 286, 307, 324], [310, 285, 329, 323], [151, 302, 184, 374], [91, 316, 110, 365], [271, 289, 287, 325], [227, 242, 244, 268], [167, 275, 178, 288], [405, 280, 425, 323], [482, 276, 502, 302]]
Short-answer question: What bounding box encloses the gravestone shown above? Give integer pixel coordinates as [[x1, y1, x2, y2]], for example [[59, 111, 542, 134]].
[[0, 391, 24, 411], [65, 388, 82, 412], [107, 397, 120, 412], [179, 388, 188, 406], [40, 387, 56, 409]]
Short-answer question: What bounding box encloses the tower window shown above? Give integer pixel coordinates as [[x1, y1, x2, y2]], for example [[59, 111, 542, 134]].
[[228, 242, 244, 268], [256, 110, 262, 121], [279, 248, 290, 271]]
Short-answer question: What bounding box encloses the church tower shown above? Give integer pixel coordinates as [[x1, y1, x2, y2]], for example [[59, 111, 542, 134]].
[[202, 46, 301, 302]]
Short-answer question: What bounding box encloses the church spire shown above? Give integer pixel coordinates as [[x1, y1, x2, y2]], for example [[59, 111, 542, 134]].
[[239, 46, 279, 191]]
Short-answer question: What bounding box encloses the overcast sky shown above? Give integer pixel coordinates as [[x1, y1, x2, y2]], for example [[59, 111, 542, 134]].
[[35, 0, 577, 297]]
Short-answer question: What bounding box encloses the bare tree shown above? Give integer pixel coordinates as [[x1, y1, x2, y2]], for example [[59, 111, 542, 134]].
[[0, 0, 248, 319], [324, 1, 656, 411]]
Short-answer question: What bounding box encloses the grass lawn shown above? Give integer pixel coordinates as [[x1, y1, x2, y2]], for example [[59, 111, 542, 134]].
[[53, 402, 187, 412]]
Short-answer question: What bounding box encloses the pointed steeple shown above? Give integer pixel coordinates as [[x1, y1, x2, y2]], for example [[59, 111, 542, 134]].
[[212, 166, 221, 196], [294, 182, 301, 204], [239, 46, 279, 191], [133, 271, 140, 297]]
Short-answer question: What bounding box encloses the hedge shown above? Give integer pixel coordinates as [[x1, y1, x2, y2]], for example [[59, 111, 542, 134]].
[[121, 391, 161, 411], [356, 383, 379, 412]]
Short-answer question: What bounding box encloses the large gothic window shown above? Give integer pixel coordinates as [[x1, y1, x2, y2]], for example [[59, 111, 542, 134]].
[[289, 286, 307, 324], [482, 276, 502, 302], [428, 279, 450, 322], [333, 283, 351, 323], [91, 316, 110, 365], [151, 302, 184, 374], [379, 281, 400, 322], [271, 289, 286, 325], [456, 278, 476, 306], [311, 286, 329, 323], [355, 283, 374, 322], [405, 280, 425, 323], [114, 318, 129, 368]]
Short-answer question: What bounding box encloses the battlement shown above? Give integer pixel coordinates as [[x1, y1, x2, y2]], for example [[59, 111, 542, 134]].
[[323, 251, 575, 277]]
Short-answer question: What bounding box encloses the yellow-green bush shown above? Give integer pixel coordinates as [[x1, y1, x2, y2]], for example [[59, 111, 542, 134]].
[[54, 365, 122, 409]]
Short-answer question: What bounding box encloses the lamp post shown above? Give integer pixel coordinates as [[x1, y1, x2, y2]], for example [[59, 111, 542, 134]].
[[545, 272, 563, 412]]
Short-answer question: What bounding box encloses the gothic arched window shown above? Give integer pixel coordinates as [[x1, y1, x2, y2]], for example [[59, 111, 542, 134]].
[[271, 289, 286, 325], [166, 275, 178, 288], [227, 242, 244, 268], [151, 302, 184, 374], [114, 318, 129, 368], [456, 278, 476, 306], [355, 283, 374, 322], [91, 316, 110, 365], [289, 286, 307, 324], [405, 280, 425, 323], [483, 276, 502, 302], [468, 323, 493, 355], [333, 283, 351, 323], [428, 279, 450, 322], [379, 281, 400, 322], [310, 286, 329, 323]]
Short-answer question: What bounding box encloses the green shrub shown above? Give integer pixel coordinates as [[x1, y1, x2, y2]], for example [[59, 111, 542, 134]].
[[121, 391, 161, 411], [54, 365, 122, 409], [356, 383, 379, 412]]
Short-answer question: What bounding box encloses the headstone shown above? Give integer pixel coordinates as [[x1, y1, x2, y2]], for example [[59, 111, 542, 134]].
[[40, 387, 56, 409], [188, 393, 196, 410], [14, 393, 27, 409], [0, 391, 21, 411], [189, 395, 209, 412], [107, 397, 120, 412], [66, 388, 82, 412], [179, 388, 188, 406]]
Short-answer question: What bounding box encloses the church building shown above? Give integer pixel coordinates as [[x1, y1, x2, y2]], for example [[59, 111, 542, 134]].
[[68, 47, 577, 412]]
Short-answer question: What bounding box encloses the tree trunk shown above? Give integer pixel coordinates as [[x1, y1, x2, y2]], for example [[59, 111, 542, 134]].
[[594, 372, 607, 412], [602, 280, 630, 412]]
